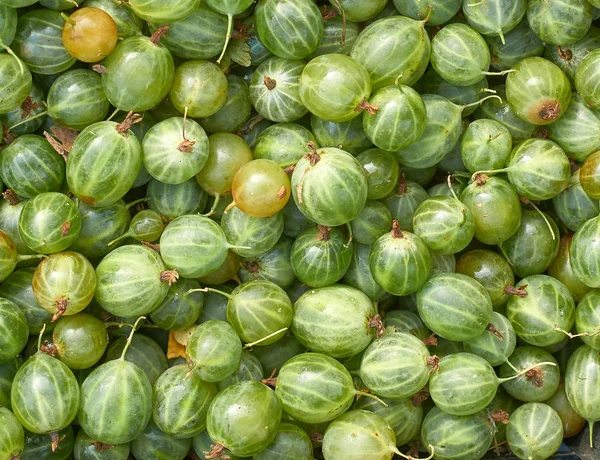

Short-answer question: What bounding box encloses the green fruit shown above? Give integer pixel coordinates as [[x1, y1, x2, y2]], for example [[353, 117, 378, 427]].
[[47, 69, 110, 130], [506, 403, 564, 459], [274, 352, 365, 424], [412, 196, 475, 255], [238, 236, 296, 289], [460, 119, 512, 174], [548, 93, 600, 162], [394, 94, 463, 169], [462, 0, 526, 41], [12, 10, 75, 75], [85, 0, 143, 38], [292, 284, 378, 358], [342, 242, 387, 302], [417, 273, 493, 342], [570, 215, 600, 288], [0, 298, 28, 363], [153, 364, 218, 439], [291, 146, 368, 227], [460, 175, 522, 245], [254, 422, 313, 460], [147, 178, 208, 220], [505, 275, 575, 347], [206, 381, 282, 458], [548, 234, 591, 302], [356, 149, 400, 200], [67, 120, 142, 207], [32, 251, 96, 321], [499, 346, 560, 402], [51, 314, 108, 370], [105, 334, 167, 385], [186, 320, 242, 382], [253, 123, 317, 169], [169, 60, 227, 118], [128, 0, 200, 23], [321, 410, 401, 460], [575, 290, 600, 350], [19, 192, 81, 254], [0, 50, 32, 115], [142, 117, 209, 185], [299, 54, 372, 123], [130, 420, 192, 460], [149, 279, 204, 331], [487, 20, 545, 71], [463, 312, 516, 366], [369, 222, 431, 296], [94, 245, 171, 317], [350, 16, 430, 89], [359, 331, 432, 400], [11, 347, 79, 433], [100, 33, 174, 112], [249, 57, 307, 123], [310, 114, 373, 155], [290, 225, 352, 287], [362, 85, 426, 152], [79, 331, 153, 445], [505, 57, 572, 125], [498, 209, 560, 278], [393, 0, 461, 26], [148, 5, 226, 60], [201, 74, 252, 134], [456, 249, 514, 308], [553, 170, 599, 232], [226, 280, 293, 346], [527, 0, 592, 45], [421, 407, 494, 460], [221, 207, 283, 258], [430, 23, 491, 87], [255, 0, 324, 60], [217, 351, 264, 391], [0, 407, 24, 460], [565, 345, 600, 446]]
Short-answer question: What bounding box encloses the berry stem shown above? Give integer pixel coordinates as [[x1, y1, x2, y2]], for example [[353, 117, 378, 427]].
[[217, 14, 234, 64], [496, 362, 557, 384], [244, 327, 288, 349], [461, 94, 502, 112], [7, 110, 48, 131], [202, 194, 220, 217], [119, 316, 146, 360], [37, 323, 47, 352], [187, 287, 233, 300], [354, 390, 388, 406]]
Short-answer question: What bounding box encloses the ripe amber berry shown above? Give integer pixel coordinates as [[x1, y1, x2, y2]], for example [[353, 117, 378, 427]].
[[62, 7, 118, 63]]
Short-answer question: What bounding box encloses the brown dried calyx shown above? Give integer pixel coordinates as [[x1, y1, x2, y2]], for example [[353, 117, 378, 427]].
[[40, 341, 58, 357], [504, 284, 528, 298], [305, 141, 320, 165], [92, 442, 114, 453], [261, 368, 277, 388], [490, 409, 510, 425], [354, 99, 379, 115], [263, 76, 276, 90], [20, 96, 39, 119], [141, 241, 160, 252], [525, 367, 545, 387], [52, 298, 69, 322], [204, 443, 230, 460], [2, 189, 20, 205], [538, 101, 561, 121], [61, 221, 71, 237], [310, 431, 324, 444], [397, 171, 407, 195], [177, 139, 196, 153], [316, 225, 331, 241], [242, 260, 259, 273], [411, 389, 430, 407], [391, 220, 404, 239], [284, 164, 296, 175], [160, 270, 179, 286], [474, 173, 489, 186], [231, 20, 250, 40], [150, 25, 169, 45], [426, 355, 440, 374], [44, 126, 78, 161], [277, 185, 287, 200], [50, 432, 66, 453], [92, 64, 107, 74], [557, 46, 573, 61], [321, 5, 338, 19], [422, 333, 438, 346], [116, 111, 143, 133], [487, 323, 505, 341], [368, 314, 385, 339]]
